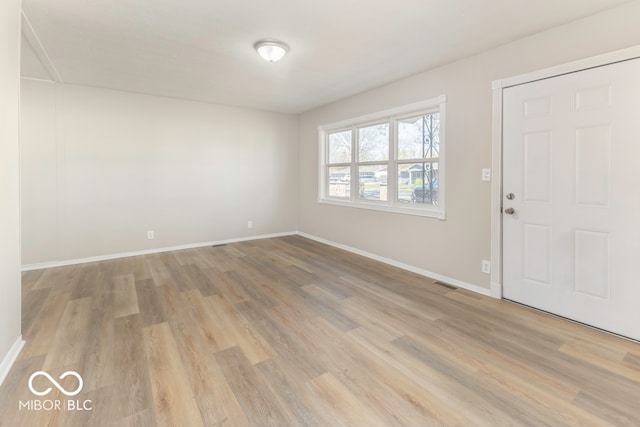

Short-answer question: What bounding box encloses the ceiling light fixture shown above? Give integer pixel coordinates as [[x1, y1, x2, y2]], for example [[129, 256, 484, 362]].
[[254, 40, 289, 62]]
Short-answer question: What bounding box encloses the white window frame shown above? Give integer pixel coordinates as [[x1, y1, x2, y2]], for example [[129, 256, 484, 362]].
[[318, 95, 446, 219]]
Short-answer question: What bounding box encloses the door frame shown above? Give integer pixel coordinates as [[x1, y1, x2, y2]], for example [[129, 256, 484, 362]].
[[489, 45, 640, 299]]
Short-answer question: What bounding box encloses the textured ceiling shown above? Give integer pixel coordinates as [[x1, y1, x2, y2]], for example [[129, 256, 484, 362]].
[[21, 0, 631, 113]]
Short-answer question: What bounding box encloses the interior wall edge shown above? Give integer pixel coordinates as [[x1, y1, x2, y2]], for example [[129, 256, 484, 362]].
[[0, 336, 24, 387], [20, 10, 62, 82], [0, 0, 23, 387]]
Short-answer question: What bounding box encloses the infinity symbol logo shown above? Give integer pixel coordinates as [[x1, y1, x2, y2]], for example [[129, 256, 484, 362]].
[[28, 371, 84, 397]]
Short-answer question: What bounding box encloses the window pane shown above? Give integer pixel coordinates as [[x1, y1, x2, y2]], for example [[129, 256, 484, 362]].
[[397, 162, 439, 205], [328, 130, 352, 164], [328, 166, 351, 198], [397, 113, 440, 160], [358, 165, 387, 201], [358, 123, 389, 162]]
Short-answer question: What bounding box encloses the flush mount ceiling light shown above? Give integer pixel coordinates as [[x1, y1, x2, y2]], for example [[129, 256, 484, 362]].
[[254, 39, 289, 62]]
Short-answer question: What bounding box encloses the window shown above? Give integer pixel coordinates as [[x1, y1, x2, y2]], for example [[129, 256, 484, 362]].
[[319, 95, 446, 219]]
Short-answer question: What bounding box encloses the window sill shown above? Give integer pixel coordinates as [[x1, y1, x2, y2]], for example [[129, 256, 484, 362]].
[[318, 197, 445, 219]]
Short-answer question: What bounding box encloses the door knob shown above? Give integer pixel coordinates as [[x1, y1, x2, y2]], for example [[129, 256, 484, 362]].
[[504, 207, 515, 215]]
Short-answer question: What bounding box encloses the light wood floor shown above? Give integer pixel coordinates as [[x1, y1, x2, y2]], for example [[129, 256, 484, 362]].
[[1, 236, 639, 426]]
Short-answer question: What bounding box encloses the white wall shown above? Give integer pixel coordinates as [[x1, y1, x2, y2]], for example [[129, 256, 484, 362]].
[[0, 0, 23, 374], [20, 81, 299, 265], [298, 2, 640, 291]]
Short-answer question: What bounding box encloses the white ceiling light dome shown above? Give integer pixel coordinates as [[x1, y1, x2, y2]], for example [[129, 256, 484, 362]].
[[254, 40, 289, 62]]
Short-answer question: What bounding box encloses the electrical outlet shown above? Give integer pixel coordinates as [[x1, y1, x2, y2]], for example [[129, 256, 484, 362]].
[[147, 230, 155, 240], [482, 168, 491, 182], [481, 260, 491, 274], [247, 220, 253, 229]]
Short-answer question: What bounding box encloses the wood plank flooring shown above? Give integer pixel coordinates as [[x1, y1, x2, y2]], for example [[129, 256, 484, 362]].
[[1, 235, 639, 426]]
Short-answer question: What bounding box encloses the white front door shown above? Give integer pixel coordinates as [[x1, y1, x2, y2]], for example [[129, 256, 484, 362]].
[[502, 58, 640, 341]]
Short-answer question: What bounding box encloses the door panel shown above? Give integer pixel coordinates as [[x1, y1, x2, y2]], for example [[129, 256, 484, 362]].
[[503, 58, 640, 340], [575, 126, 610, 207], [523, 131, 552, 203], [522, 224, 551, 285], [574, 229, 610, 299]]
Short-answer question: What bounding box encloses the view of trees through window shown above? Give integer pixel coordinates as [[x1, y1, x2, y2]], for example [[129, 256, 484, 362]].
[[397, 113, 440, 205], [324, 107, 442, 212], [358, 123, 389, 201], [328, 130, 351, 164]]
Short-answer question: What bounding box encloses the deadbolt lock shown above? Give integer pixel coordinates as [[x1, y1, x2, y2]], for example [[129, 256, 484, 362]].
[[506, 193, 515, 200]]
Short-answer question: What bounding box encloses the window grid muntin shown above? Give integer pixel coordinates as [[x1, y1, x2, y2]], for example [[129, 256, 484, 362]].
[[319, 96, 445, 218]]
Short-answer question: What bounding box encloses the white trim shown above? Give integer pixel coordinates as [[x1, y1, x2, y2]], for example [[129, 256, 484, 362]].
[[317, 130, 325, 205], [490, 44, 640, 300], [21, 231, 297, 271], [318, 198, 444, 219], [298, 232, 490, 297], [0, 336, 25, 387], [490, 83, 503, 299], [20, 230, 489, 297], [21, 11, 63, 83], [436, 98, 446, 215], [494, 45, 640, 90], [55, 82, 65, 262]]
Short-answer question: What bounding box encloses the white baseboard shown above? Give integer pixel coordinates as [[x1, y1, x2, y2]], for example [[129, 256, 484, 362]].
[[20, 230, 491, 299], [0, 336, 25, 387], [490, 281, 503, 298], [21, 231, 297, 271], [297, 232, 491, 297]]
